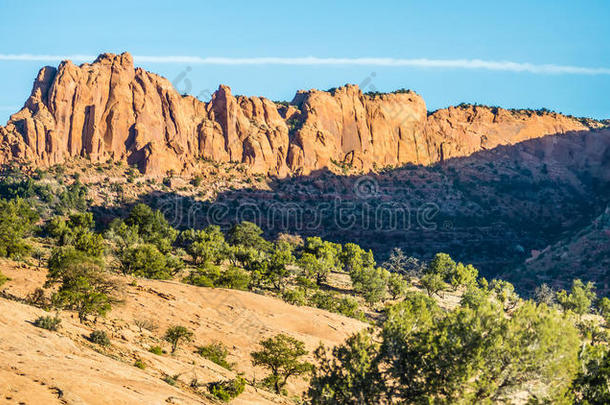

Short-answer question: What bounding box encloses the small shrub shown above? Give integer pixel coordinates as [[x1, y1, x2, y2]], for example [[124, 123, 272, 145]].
[[149, 345, 165, 355], [27, 288, 48, 308], [197, 342, 233, 370], [191, 176, 203, 187], [89, 330, 110, 346], [163, 374, 179, 386], [120, 243, 176, 280], [134, 358, 146, 369], [33, 315, 61, 331], [310, 291, 337, 311], [208, 376, 246, 402], [134, 318, 159, 332], [308, 291, 366, 321], [164, 325, 193, 353], [387, 273, 409, 299], [183, 271, 215, 287], [0, 271, 10, 287], [184, 263, 251, 290], [557, 279, 596, 316], [282, 288, 307, 306], [336, 297, 366, 321], [190, 377, 201, 388], [214, 266, 250, 290]]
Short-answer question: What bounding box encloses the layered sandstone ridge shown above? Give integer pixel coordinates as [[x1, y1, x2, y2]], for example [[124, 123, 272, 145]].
[[0, 52, 597, 176]]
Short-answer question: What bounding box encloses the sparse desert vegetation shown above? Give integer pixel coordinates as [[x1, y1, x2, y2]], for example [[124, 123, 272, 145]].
[[0, 158, 609, 404], [0, 34, 607, 402]]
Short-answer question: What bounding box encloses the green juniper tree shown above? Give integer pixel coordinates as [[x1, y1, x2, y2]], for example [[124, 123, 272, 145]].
[[123, 203, 178, 253], [573, 345, 610, 404], [46, 247, 117, 323], [182, 225, 228, 265], [251, 334, 313, 394], [227, 221, 269, 251], [265, 243, 295, 292], [120, 243, 181, 279], [387, 273, 409, 300], [0, 197, 38, 258], [309, 331, 383, 404], [557, 279, 597, 317], [420, 272, 447, 298], [164, 325, 193, 353], [309, 289, 581, 404]]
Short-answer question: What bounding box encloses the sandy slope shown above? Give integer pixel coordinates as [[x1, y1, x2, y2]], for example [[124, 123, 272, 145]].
[[0, 261, 367, 404]]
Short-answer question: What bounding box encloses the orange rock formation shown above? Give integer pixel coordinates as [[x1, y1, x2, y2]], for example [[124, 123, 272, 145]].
[[0, 52, 594, 176]]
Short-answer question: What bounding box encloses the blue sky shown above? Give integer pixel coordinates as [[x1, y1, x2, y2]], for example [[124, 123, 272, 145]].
[[1, 0, 609, 123]]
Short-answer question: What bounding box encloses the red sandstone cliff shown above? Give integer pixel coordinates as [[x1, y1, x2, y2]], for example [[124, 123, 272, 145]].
[[0, 52, 598, 176]]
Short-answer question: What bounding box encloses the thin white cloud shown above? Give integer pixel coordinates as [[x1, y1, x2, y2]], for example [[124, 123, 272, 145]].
[[1, 54, 609, 75], [0, 54, 96, 62]]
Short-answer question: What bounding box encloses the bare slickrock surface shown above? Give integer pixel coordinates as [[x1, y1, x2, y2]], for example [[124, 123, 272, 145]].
[[0, 262, 367, 404]]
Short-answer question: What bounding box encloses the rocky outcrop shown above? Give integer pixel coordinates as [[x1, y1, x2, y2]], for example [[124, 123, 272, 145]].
[[0, 53, 290, 176], [0, 52, 599, 176], [285, 86, 429, 172], [425, 105, 595, 162]]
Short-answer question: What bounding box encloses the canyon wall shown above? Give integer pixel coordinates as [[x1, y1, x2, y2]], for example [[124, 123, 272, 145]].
[[0, 52, 597, 176]]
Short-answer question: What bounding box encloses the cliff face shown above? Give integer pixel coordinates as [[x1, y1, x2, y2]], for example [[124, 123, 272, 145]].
[[0, 53, 292, 176], [425, 105, 595, 161], [0, 52, 596, 176], [285, 86, 429, 172]]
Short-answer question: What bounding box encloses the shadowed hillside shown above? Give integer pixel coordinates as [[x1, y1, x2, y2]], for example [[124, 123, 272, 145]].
[[139, 127, 609, 291]]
